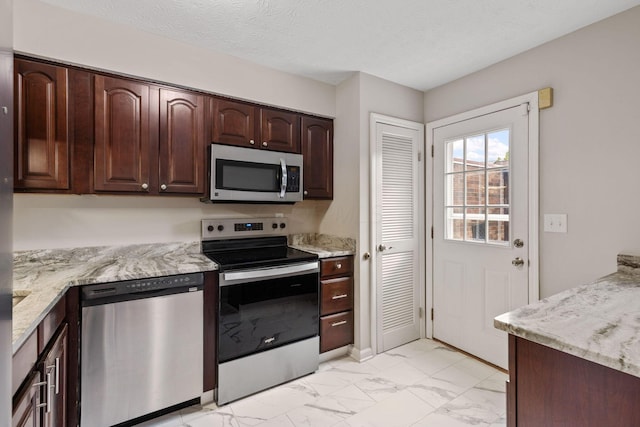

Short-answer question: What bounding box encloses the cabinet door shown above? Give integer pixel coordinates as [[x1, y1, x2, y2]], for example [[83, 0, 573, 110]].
[[260, 109, 300, 153], [159, 88, 206, 194], [40, 325, 67, 427], [94, 75, 151, 193], [12, 371, 42, 427], [14, 59, 70, 190], [212, 98, 256, 147], [301, 116, 333, 199]]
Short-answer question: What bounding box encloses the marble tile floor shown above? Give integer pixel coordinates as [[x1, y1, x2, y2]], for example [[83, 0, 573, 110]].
[[138, 339, 507, 427]]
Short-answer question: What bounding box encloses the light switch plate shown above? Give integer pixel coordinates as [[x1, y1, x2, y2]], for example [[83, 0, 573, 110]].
[[544, 214, 568, 233]]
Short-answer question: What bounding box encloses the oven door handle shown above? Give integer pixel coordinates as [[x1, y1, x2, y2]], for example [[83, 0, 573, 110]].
[[221, 261, 319, 285]]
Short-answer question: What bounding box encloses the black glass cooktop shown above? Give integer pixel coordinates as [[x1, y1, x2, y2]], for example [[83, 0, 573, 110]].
[[202, 236, 317, 271]]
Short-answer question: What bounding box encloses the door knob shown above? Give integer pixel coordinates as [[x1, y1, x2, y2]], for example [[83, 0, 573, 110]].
[[378, 244, 386, 252], [512, 257, 525, 267]]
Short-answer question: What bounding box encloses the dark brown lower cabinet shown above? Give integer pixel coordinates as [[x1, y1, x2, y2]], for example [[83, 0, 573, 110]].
[[12, 371, 42, 427], [508, 335, 640, 426], [12, 325, 67, 427], [319, 256, 354, 353], [40, 325, 67, 427]]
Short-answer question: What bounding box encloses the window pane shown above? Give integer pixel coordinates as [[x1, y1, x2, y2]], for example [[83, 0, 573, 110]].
[[466, 208, 486, 242], [446, 139, 464, 173], [445, 207, 464, 241], [487, 129, 509, 167], [488, 207, 509, 244], [487, 169, 509, 205], [446, 173, 464, 206], [465, 135, 485, 170], [466, 171, 485, 206]]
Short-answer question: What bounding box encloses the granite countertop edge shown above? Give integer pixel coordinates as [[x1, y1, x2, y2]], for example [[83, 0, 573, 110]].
[[289, 233, 356, 259], [494, 269, 640, 378], [12, 241, 218, 353]]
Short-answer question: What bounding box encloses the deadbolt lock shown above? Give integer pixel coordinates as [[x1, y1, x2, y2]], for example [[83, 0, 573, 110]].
[[514, 238, 524, 248]]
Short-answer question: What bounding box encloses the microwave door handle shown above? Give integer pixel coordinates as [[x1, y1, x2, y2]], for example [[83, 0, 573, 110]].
[[279, 158, 287, 198]]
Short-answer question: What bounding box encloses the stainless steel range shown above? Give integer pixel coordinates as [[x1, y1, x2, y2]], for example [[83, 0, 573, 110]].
[[201, 218, 320, 405]]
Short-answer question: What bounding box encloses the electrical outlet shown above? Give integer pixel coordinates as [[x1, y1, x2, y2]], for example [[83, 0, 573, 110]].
[[544, 214, 568, 233]]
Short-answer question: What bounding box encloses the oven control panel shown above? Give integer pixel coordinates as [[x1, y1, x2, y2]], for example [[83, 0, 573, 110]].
[[201, 217, 288, 240]]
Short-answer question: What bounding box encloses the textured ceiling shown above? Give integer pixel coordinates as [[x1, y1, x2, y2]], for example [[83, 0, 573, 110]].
[[41, 0, 640, 90]]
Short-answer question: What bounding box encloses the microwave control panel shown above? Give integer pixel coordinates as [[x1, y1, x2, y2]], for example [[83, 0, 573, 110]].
[[286, 166, 300, 192]]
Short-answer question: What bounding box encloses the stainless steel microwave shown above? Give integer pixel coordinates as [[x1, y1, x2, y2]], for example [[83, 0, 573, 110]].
[[208, 143, 303, 203]]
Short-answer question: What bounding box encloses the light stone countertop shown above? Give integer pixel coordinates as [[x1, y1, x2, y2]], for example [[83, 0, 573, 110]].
[[495, 252, 640, 378], [289, 233, 356, 258], [13, 241, 218, 352]]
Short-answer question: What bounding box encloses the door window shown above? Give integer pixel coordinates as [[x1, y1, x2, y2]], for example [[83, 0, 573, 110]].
[[444, 128, 510, 245]]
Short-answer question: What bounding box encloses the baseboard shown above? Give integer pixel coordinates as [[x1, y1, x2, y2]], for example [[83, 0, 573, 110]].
[[349, 346, 373, 362], [319, 346, 350, 363]]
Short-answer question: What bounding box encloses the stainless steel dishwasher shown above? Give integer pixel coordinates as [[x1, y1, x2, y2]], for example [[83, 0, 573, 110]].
[[80, 272, 204, 427]]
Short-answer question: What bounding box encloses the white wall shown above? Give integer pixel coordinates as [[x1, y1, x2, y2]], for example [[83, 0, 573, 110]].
[[13, 195, 327, 250], [322, 72, 423, 358], [12, 0, 337, 250], [424, 6, 640, 298], [14, 0, 336, 117]]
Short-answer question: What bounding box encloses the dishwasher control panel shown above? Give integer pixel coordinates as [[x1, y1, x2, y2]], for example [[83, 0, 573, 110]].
[[81, 272, 204, 301]]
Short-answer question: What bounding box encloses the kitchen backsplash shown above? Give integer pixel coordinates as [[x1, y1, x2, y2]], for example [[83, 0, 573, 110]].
[[13, 194, 331, 250]]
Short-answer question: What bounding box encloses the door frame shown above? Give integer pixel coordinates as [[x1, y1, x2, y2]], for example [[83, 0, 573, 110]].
[[369, 113, 426, 355], [425, 92, 540, 339]]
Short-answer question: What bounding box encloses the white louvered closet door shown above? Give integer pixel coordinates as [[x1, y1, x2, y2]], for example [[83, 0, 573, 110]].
[[373, 119, 423, 353]]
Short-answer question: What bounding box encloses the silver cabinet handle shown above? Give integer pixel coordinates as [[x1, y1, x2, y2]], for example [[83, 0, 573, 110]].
[[160, 184, 167, 191], [46, 371, 53, 413], [331, 320, 347, 327], [54, 357, 60, 394], [335, 263, 342, 269], [141, 183, 149, 190], [249, 139, 255, 145], [332, 294, 348, 300], [262, 141, 268, 147], [303, 190, 308, 196], [378, 244, 386, 252], [36, 372, 53, 412]]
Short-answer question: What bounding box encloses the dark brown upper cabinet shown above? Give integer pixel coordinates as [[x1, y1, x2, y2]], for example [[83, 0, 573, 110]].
[[159, 88, 206, 195], [14, 59, 70, 191], [94, 75, 152, 193], [212, 98, 301, 153], [211, 98, 255, 147], [94, 78, 207, 195], [301, 116, 333, 199]]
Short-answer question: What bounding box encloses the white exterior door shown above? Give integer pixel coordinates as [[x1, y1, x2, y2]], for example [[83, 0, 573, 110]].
[[432, 103, 532, 369], [371, 114, 424, 353]]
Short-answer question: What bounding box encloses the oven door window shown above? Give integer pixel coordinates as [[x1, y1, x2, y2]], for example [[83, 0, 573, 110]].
[[219, 272, 319, 363], [216, 159, 281, 192]]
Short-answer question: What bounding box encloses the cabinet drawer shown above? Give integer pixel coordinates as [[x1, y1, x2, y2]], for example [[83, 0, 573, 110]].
[[320, 256, 353, 278], [12, 331, 37, 397], [320, 311, 354, 353], [321, 277, 353, 316], [38, 294, 66, 353]]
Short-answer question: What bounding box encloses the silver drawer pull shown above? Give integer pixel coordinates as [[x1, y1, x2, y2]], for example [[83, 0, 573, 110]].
[[335, 263, 342, 269], [331, 320, 347, 327], [332, 294, 348, 300], [264, 337, 275, 344]]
